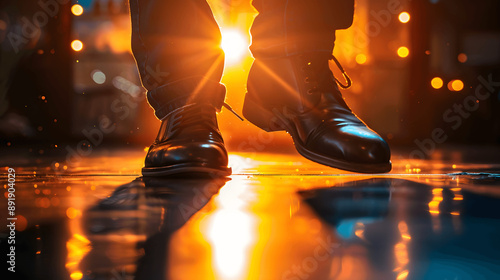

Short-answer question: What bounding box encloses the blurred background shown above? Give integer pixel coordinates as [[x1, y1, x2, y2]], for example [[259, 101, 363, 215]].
[[0, 0, 499, 155]]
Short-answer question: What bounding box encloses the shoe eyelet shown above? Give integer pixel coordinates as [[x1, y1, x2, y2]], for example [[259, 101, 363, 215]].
[[304, 77, 310, 83], [307, 89, 314, 95]]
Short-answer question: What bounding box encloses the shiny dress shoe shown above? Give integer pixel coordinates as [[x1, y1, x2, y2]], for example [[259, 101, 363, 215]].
[[142, 103, 231, 177], [243, 53, 391, 173]]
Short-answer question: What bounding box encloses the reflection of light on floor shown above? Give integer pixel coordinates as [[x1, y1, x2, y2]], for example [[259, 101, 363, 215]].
[[394, 221, 411, 280], [66, 234, 91, 280], [354, 223, 366, 241], [450, 188, 463, 232], [396, 270, 409, 280], [70, 271, 84, 280], [205, 180, 256, 279], [228, 154, 254, 174], [428, 188, 443, 215]]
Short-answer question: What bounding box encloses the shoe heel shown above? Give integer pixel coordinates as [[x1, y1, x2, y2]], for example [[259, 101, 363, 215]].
[[242, 95, 284, 132]]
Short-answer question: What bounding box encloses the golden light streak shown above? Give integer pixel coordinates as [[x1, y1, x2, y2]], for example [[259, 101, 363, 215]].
[[252, 61, 307, 107], [187, 54, 224, 104]]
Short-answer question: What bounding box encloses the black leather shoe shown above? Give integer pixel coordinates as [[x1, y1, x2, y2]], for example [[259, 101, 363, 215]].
[[243, 53, 391, 173], [142, 103, 231, 177]]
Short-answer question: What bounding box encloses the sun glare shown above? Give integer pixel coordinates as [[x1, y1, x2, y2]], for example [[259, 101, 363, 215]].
[[220, 29, 248, 65]]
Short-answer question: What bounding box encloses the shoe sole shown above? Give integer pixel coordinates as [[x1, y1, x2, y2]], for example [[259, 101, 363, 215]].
[[142, 164, 232, 177], [243, 96, 392, 174]]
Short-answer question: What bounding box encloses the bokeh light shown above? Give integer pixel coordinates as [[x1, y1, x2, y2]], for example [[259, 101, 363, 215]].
[[397, 46, 410, 58], [458, 53, 468, 63], [15, 215, 28, 231], [66, 207, 81, 219], [71, 5, 84, 16], [356, 54, 367, 64], [399, 12, 411, 23], [71, 40, 83, 52], [91, 70, 106, 84], [448, 79, 464, 91], [431, 77, 444, 89]]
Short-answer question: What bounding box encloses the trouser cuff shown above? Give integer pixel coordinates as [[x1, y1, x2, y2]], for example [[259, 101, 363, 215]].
[[147, 76, 226, 120]]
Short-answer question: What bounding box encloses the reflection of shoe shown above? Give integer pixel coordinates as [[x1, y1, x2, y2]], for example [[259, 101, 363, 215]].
[[299, 178, 392, 227], [244, 53, 391, 173], [85, 176, 229, 235], [142, 103, 231, 177], [143, 176, 229, 231], [82, 177, 228, 278], [84, 178, 163, 235]]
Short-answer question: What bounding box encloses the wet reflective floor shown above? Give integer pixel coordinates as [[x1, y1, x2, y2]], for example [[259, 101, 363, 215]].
[[1, 147, 500, 280]]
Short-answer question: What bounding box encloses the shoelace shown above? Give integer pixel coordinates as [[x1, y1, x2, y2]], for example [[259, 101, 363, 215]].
[[305, 54, 352, 96], [330, 54, 352, 89], [222, 102, 244, 121], [215, 55, 350, 122]]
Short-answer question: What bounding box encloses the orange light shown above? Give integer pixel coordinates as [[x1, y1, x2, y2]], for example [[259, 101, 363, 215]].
[[70, 272, 83, 280], [399, 12, 410, 23], [458, 53, 468, 63], [66, 207, 81, 219], [397, 46, 409, 58], [431, 77, 443, 89], [220, 29, 248, 65], [71, 5, 84, 16], [429, 188, 443, 215], [448, 80, 464, 91], [355, 54, 367, 64], [397, 270, 409, 280], [71, 40, 83, 52]]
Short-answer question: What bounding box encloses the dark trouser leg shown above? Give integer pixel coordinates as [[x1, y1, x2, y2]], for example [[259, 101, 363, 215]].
[[130, 0, 230, 176], [245, 0, 392, 173], [129, 0, 226, 119], [250, 0, 354, 58]]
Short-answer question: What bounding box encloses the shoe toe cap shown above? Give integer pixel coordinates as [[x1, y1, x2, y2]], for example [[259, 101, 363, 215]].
[[311, 125, 391, 165], [145, 141, 229, 168]]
